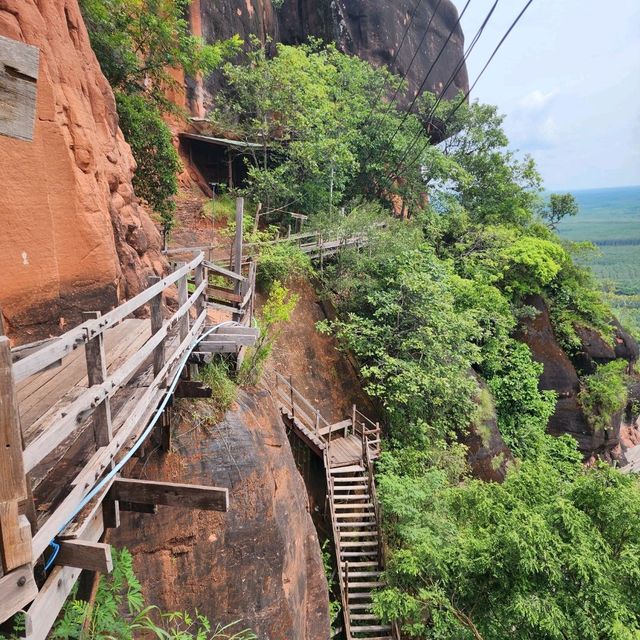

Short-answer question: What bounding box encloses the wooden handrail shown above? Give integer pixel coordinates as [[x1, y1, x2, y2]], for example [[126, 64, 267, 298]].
[[14, 253, 205, 383]]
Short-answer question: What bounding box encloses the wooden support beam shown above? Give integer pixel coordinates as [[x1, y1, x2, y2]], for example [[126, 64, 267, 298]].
[[56, 540, 113, 574], [233, 198, 244, 324], [194, 263, 206, 317], [176, 262, 189, 342], [0, 35, 39, 142], [202, 259, 246, 282], [110, 478, 228, 512], [193, 343, 239, 354], [0, 564, 38, 623], [175, 380, 212, 398], [0, 337, 31, 573], [118, 501, 158, 514], [160, 406, 172, 453], [148, 276, 165, 377]]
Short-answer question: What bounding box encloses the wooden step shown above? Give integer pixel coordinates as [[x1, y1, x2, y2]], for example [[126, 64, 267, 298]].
[[333, 484, 367, 491], [341, 561, 378, 567], [350, 614, 379, 621], [334, 503, 373, 509], [332, 476, 367, 483], [350, 625, 392, 633], [343, 571, 381, 578], [336, 521, 377, 528], [336, 512, 375, 519], [330, 465, 364, 474], [340, 551, 378, 558], [348, 580, 384, 588], [339, 530, 377, 538], [348, 602, 374, 610], [341, 540, 378, 547], [348, 591, 374, 599], [333, 494, 371, 501]]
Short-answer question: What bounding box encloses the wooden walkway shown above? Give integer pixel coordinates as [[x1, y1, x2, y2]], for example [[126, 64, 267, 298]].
[[0, 250, 258, 639], [275, 373, 399, 640]]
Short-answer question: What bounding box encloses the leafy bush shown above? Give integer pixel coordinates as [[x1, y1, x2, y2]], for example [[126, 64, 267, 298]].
[[198, 359, 238, 418], [256, 243, 313, 289], [486, 341, 557, 459], [116, 92, 180, 232], [374, 459, 640, 639], [238, 281, 298, 385], [579, 360, 629, 433]]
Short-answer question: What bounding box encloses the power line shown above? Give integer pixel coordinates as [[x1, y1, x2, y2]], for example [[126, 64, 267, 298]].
[[358, 0, 444, 158], [384, 0, 500, 179], [388, 0, 536, 183]]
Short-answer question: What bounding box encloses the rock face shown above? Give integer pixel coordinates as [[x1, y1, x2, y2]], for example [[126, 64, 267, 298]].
[[190, 0, 468, 113], [111, 389, 330, 639], [0, 0, 165, 342], [518, 295, 638, 456]]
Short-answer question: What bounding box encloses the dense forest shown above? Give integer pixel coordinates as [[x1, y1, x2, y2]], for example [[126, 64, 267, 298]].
[[60, 1, 640, 639]]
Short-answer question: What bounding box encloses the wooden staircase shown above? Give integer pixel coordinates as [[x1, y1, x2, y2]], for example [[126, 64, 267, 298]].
[[327, 456, 395, 640]]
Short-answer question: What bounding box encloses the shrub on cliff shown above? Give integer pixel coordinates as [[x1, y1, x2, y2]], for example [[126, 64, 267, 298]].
[[80, 0, 240, 234], [579, 360, 629, 434]]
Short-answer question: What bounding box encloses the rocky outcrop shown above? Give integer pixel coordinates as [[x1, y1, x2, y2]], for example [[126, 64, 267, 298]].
[[189, 0, 468, 114], [111, 389, 330, 639], [518, 295, 638, 456], [0, 0, 165, 343]]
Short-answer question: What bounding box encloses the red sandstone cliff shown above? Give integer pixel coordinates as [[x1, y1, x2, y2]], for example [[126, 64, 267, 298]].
[[0, 0, 165, 342]]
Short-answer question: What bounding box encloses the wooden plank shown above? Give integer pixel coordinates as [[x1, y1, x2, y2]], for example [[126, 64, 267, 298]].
[[0, 337, 30, 572], [200, 334, 256, 346], [176, 263, 189, 342], [30, 311, 207, 559], [194, 263, 206, 317], [0, 35, 39, 142], [0, 564, 38, 623], [207, 285, 242, 304], [207, 301, 245, 315], [23, 282, 205, 472], [13, 254, 203, 383], [0, 505, 31, 571], [56, 540, 112, 573], [214, 326, 259, 337], [203, 259, 246, 282], [110, 478, 228, 512], [149, 276, 165, 377]]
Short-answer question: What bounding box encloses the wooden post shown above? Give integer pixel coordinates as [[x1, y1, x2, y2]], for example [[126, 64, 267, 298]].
[[252, 202, 262, 234], [82, 312, 113, 448], [234, 198, 244, 285], [289, 375, 295, 420], [349, 404, 356, 439], [148, 276, 164, 378], [176, 263, 189, 343], [82, 313, 119, 529], [160, 406, 172, 453], [194, 262, 205, 317], [315, 409, 320, 436], [0, 337, 32, 572]]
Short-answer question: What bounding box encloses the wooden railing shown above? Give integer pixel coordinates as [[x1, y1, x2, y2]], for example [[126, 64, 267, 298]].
[[353, 406, 381, 458], [0, 251, 252, 637], [323, 447, 352, 640]]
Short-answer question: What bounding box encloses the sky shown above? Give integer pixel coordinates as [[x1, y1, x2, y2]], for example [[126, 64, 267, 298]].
[[458, 0, 640, 191]]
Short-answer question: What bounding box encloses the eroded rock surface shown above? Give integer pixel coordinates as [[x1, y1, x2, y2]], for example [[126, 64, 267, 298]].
[[190, 0, 468, 113], [0, 0, 165, 342], [518, 295, 638, 456], [111, 389, 330, 640]]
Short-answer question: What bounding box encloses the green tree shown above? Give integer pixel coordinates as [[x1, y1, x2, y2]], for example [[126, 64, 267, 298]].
[[540, 193, 579, 229], [79, 0, 240, 231]]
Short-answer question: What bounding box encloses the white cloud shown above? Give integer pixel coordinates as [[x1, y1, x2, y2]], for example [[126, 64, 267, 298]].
[[518, 89, 556, 111]]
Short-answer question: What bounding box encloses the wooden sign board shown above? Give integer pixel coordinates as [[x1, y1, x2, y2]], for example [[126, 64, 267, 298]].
[[0, 35, 39, 142]]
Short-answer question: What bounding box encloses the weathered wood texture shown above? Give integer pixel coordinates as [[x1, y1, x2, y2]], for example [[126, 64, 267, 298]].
[[0, 337, 30, 572], [56, 539, 113, 573], [0, 563, 38, 623], [0, 35, 39, 142], [110, 478, 228, 512]]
